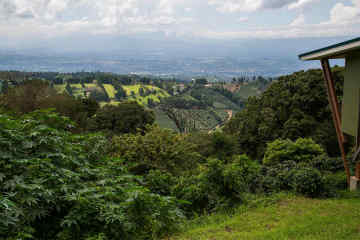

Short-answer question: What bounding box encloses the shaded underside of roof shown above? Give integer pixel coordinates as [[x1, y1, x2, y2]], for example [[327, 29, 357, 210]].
[[299, 37, 360, 61]]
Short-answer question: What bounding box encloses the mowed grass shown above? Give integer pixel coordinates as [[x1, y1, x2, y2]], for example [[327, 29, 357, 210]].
[[171, 194, 360, 240]]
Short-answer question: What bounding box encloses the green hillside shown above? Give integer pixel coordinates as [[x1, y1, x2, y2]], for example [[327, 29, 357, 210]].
[[234, 83, 262, 99], [123, 84, 170, 105], [50, 77, 267, 133], [103, 84, 116, 99]]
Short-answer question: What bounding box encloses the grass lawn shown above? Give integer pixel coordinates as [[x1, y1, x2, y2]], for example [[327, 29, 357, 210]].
[[170, 193, 360, 240]]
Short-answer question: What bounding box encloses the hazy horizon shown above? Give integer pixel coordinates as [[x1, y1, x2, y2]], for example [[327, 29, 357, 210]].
[[0, 0, 357, 76]]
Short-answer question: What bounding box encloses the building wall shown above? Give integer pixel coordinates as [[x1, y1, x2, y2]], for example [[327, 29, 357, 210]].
[[342, 52, 360, 137]]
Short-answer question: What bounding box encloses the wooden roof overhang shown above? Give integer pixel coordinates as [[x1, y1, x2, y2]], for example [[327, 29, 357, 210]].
[[299, 37, 360, 187], [299, 37, 360, 60]]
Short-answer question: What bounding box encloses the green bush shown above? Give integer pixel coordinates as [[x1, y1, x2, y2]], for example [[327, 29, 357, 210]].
[[145, 170, 177, 196], [290, 167, 324, 197], [112, 126, 201, 175], [0, 111, 183, 240], [173, 156, 258, 213], [186, 132, 237, 162], [322, 172, 348, 194], [224, 155, 261, 193], [263, 138, 324, 166], [311, 155, 344, 173], [172, 174, 211, 214], [259, 161, 298, 193]]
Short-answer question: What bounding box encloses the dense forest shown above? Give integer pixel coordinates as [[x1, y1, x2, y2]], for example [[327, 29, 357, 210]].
[[0, 67, 354, 239]]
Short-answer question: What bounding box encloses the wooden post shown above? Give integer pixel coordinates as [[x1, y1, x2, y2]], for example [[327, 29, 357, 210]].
[[321, 59, 351, 185]]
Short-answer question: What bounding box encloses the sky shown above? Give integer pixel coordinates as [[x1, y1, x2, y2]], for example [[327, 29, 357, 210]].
[[0, 0, 360, 49]]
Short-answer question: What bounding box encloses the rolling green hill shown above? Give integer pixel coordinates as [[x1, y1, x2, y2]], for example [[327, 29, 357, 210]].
[[49, 76, 268, 133]]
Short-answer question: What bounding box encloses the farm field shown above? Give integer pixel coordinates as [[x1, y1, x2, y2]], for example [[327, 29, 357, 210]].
[[123, 84, 170, 105], [234, 83, 262, 99], [154, 108, 179, 131], [103, 84, 116, 99]]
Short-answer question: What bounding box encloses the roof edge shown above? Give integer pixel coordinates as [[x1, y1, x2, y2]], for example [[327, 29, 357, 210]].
[[299, 37, 360, 61]]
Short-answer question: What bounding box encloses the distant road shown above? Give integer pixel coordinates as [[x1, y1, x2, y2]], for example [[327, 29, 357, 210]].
[[209, 109, 233, 133]]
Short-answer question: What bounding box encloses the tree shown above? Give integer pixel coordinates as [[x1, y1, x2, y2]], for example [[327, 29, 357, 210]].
[[89, 101, 155, 135], [195, 78, 208, 85], [0, 79, 99, 131], [89, 89, 109, 102], [65, 82, 73, 95], [0, 79, 56, 114], [224, 67, 345, 159], [139, 87, 145, 96], [115, 85, 127, 100], [112, 125, 201, 174]]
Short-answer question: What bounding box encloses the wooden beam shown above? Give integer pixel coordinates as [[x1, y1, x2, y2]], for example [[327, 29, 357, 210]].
[[321, 59, 351, 184]]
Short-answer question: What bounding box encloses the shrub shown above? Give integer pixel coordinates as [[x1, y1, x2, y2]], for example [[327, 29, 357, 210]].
[[290, 167, 324, 197], [311, 155, 344, 173], [145, 170, 177, 196], [322, 172, 348, 194], [0, 111, 183, 240], [224, 155, 261, 193], [172, 174, 211, 214], [112, 126, 201, 175], [259, 161, 298, 193], [186, 132, 237, 162], [263, 138, 324, 166], [173, 156, 258, 214]]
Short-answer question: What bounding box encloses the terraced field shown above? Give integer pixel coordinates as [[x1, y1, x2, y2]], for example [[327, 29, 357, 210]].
[[123, 84, 170, 105], [53, 83, 171, 107], [103, 84, 116, 99]]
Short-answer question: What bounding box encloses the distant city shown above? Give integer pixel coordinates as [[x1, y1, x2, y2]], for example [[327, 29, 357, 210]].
[[0, 51, 323, 81]]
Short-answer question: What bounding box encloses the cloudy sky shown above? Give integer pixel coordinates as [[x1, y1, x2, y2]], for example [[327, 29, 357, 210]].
[[0, 0, 359, 49]]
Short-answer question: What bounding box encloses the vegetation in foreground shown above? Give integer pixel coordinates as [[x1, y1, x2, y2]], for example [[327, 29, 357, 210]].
[[0, 67, 358, 240], [171, 193, 360, 240]]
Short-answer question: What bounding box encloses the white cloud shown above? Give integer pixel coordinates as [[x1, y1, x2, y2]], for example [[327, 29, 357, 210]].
[[0, 0, 359, 44], [326, 1, 360, 24], [208, 0, 262, 13], [208, 0, 318, 13], [288, 0, 319, 10], [290, 14, 305, 26], [237, 17, 249, 22]]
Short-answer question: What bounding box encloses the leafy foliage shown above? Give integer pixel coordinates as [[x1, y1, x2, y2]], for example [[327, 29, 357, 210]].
[[173, 155, 260, 213], [0, 111, 183, 240], [290, 167, 324, 197], [263, 138, 324, 166], [0, 79, 99, 131], [112, 126, 201, 175], [88, 101, 155, 135], [224, 67, 345, 158]]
